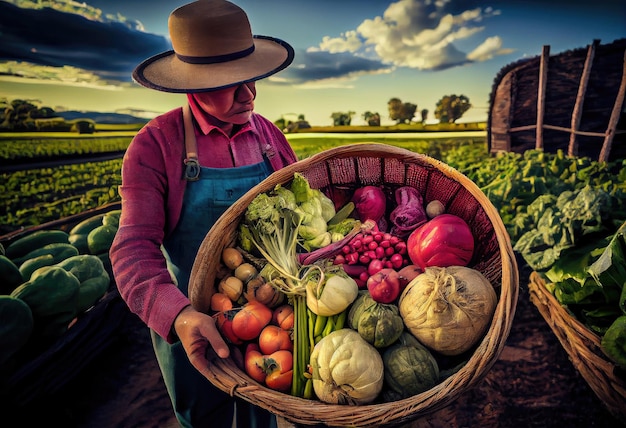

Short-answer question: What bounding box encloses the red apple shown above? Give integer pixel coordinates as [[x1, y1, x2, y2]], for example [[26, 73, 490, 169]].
[[367, 268, 401, 303]]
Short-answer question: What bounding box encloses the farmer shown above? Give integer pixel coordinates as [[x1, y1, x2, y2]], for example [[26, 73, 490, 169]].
[[109, 1, 297, 427]]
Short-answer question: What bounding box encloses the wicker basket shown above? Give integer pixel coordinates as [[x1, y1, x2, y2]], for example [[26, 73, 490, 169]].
[[528, 271, 626, 420], [189, 143, 519, 427]]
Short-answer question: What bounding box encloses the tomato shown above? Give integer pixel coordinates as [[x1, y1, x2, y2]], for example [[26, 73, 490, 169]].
[[264, 350, 293, 392], [272, 304, 294, 330], [214, 311, 243, 345], [210, 292, 233, 312], [258, 325, 293, 355], [244, 343, 266, 383], [265, 368, 293, 392], [231, 300, 272, 341]]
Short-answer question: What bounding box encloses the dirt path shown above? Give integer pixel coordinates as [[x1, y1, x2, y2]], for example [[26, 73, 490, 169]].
[[11, 278, 624, 428]]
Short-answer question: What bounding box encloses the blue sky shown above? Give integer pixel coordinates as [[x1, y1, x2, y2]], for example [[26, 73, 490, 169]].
[[1, 0, 624, 126]]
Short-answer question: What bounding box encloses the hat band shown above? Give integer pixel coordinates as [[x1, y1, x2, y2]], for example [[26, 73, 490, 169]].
[[176, 45, 255, 64]]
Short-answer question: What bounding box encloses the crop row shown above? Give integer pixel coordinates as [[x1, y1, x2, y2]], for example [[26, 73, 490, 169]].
[[0, 135, 133, 161], [0, 159, 122, 234], [1, 137, 484, 234]]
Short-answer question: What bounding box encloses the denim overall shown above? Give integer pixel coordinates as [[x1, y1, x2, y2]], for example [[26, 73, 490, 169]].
[[151, 152, 277, 428]]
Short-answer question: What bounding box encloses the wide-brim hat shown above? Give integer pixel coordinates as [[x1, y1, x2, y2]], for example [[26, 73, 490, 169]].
[[133, 0, 294, 93]]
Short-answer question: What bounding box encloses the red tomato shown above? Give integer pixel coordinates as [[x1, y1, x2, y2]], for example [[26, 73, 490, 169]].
[[258, 325, 293, 355], [244, 343, 266, 383], [272, 305, 294, 330], [231, 300, 272, 341], [214, 311, 243, 345], [265, 369, 293, 392], [264, 350, 293, 392]]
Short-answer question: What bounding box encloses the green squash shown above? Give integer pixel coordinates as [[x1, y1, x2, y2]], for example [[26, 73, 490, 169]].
[[382, 332, 439, 401], [347, 291, 404, 348], [10, 266, 80, 347], [0, 255, 23, 295], [56, 255, 111, 313], [0, 296, 34, 367]]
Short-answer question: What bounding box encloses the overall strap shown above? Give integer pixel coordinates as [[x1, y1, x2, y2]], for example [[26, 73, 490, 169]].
[[182, 104, 200, 181]]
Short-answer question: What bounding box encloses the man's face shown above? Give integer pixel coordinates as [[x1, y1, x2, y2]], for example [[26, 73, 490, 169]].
[[193, 82, 256, 125]]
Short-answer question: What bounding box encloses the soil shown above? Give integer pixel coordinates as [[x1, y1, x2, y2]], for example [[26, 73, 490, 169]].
[[8, 269, 625, 428]]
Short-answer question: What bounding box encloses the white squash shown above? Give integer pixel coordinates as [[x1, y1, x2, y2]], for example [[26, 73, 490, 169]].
[[310, 329, 384, 405]]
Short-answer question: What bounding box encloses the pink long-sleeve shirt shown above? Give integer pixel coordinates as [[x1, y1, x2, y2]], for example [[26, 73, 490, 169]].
[[110, 105, 297, 342]]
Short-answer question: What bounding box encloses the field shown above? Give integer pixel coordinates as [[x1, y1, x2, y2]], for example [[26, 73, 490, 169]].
[[0, 132, 487, 234]]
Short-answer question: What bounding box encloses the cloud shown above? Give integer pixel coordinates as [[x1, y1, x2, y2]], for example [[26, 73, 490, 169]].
[[304, 0, 511, 79], [0, 1, 169, 83], [277, 50, 393, 87]]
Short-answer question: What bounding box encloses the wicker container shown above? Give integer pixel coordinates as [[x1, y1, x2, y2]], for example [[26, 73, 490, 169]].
[[528, 271, 626, 420], [189, 143, 519, 427]]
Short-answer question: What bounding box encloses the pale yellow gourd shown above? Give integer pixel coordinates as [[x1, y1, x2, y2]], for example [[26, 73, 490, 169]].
[[310, 329, 384, 405]]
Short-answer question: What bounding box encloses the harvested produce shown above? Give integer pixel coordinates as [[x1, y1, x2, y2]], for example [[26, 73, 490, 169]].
[[304, 264, 358, 316], [0, 255, 23, 295], [259, 324, 293, 354], [310, 329, 384, 405], [352, 185, 386, 226], [406, 214, 474, 270], [231, 300, 273, 341], [366, 268, 401, 303], [55, 254, 110, 312], [389, 186, 427, 237], [4, 229, 69, 260], [399, 266, 497, 356], [348, 292, 404, 348], [0, 295, 34, 366], [382, 332, 439, 401], [10, 266, 80, 347], [244, 343, 294, 392]]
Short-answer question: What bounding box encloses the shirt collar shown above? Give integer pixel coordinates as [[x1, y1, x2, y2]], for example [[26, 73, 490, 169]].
[[186, 93, 255, 137]]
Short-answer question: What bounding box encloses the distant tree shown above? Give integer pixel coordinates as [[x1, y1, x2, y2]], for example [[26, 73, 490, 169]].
[[387, 98, 403, 123], [330, 111, 354, 126], [362, 111, 380, 126], [434, 94, 471, 123], [388, 98, 417, 124], [400, 102, 417, 124], [420, 109, 428, 124]]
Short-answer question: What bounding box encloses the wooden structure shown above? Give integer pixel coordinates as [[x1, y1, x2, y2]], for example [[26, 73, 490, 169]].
[[488, 38, 626, 162]]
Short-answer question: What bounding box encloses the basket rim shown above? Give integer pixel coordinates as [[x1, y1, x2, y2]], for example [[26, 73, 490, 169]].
[[189, 143, 520, 426]]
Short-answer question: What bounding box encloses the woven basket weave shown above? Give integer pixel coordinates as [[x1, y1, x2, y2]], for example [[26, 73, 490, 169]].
[[189, 143, 519, 427], [528, 271, 626, 419]]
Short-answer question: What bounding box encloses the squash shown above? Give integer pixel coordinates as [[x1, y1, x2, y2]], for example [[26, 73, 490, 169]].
[[0, 255, 23, 295], [382, 332, 439, 401], [13, 242, 80, 267], [5, 229, 69, 260], [56, 255, 110, 313], [87, 224, 118, 255], [10, 266, 80, 348], [347, 291, 404, 348], [0, 296, 33, 367], [310, 329, 384, 405], [17, 243, 79, 280]]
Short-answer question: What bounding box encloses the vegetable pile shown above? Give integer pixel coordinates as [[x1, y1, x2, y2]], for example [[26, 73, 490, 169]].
[[208, 173, 498, 404], [0, 209, 119, 368]]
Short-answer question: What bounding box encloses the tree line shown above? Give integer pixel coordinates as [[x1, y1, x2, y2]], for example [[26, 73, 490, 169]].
[[325, 94, 472, 127], [0, 98, 96, 133]]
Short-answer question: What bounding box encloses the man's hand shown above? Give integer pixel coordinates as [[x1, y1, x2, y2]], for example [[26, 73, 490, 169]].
[[173, 305, 230, 378]]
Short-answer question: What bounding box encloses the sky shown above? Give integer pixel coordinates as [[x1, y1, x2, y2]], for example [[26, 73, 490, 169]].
[[0, 0, 624, 126]]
